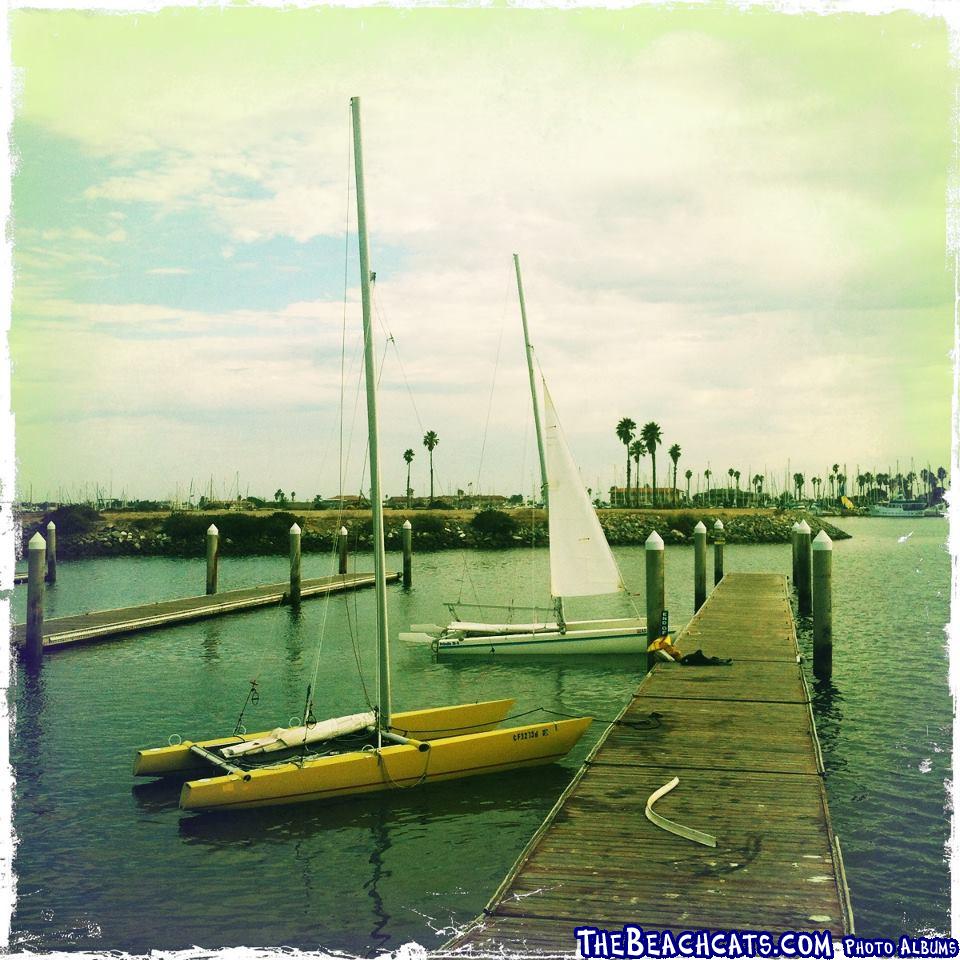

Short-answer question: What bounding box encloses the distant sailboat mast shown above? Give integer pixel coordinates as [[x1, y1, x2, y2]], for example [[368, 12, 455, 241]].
[[514, 254, 548, 510]]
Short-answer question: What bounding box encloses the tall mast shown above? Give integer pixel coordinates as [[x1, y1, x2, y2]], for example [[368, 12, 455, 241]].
[[351, 96, 391, 729], [514, 254, 548, 509]]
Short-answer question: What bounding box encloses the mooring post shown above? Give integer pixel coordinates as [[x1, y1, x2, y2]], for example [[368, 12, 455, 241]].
[[796, 519, 812, 616], [791, 521, 800, 591], [812, 529, 833, 679], [402, 519, 413, 589], [26, 532, 46, 662], [713, 519, 725, 586], [289, 522, 302, 606], [693, 520, 707, 611], [205, 524, 219, 595], [338, 525, 349, 575], [45, 521, 57, 584], [645, 530, 665, 657]]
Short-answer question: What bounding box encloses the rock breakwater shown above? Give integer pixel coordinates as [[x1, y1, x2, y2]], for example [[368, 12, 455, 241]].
[[19, 508, 850, 560]]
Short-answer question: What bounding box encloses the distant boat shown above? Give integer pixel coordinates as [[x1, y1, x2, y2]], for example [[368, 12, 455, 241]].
[[868, 496, 944, 518], [403, 259, 654, 658], [132, 98, 592, 811]]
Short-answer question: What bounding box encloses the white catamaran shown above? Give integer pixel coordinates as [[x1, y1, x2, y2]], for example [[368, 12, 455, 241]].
[[403, 257, 655, 657], [133, 99, 591, 811]]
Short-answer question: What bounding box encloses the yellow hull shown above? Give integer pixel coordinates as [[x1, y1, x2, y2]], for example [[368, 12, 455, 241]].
[[134, 699, 517, 779], [179, 717, 592, 811]]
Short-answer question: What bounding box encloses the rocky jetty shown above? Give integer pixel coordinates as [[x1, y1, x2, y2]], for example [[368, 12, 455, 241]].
[[19, 506, 850, 560]]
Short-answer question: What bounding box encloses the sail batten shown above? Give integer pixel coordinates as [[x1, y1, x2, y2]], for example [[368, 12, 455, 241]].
[[544, 381, 625, 599]]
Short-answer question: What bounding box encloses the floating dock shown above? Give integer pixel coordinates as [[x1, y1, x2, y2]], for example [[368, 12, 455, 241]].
[[12, 572, 396, 651], [440, 572, 853, 955]]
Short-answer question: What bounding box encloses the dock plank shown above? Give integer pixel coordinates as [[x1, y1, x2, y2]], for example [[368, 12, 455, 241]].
[[12, 571, 397, 650], [439, 573, 852, 956]]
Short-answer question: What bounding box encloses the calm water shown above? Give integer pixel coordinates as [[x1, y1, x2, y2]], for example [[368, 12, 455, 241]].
[[8, 517, 951, 951]]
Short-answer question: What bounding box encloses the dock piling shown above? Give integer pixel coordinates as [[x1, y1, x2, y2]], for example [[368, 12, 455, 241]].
[[338, 526, 349, 575], [713, 519, 725, 586], [289, 523, 302, 606], [812, 529, 833, 679], [26, 532, 45, 662], [45, 521, 57, 584], [205, 524, 219, 595], [645, 531, 665, 667], [402, 520, 412, 589], [693, 520, 707, 611], [791, 521, 801, 590], [796, 520, 812, 616]]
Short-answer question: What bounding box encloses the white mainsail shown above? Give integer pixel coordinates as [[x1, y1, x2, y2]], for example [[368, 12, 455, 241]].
[[543, 381, 625, 599]]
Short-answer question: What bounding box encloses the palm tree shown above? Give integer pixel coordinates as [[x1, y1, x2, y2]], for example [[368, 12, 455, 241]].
[[905, 471, 916, 499], [684, 469, 693, 504], [704, 468, 712, 506], [422, 431, 439, 503], [937, 465, 947, 488], [752, 474, 764, 505], [403, 448, 415, 508], [831, 463, 840, 502], [733, 469, 741, 507], [615, 418, 636, 507], [863, 472, 875, 503], [727, 467, 735, 507], [641, 422, 662, 506], [811, 477, 821, 502], [793, 472, 805, 501], [837, 473, 846, 499], [669, 444, 682, 506], [629, 440, 646, 506], [875, 472, 889, 501], [274, 488, 287, 505]]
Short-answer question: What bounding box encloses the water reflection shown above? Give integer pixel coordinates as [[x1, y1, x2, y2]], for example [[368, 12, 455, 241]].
[[810, 677, 847, 777], [15, 664, 47, 778], [200, 621, 223, 663], [365, 806, 392, 953]]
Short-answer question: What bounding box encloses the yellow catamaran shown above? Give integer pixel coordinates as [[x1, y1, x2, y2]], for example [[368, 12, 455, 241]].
[[133, 97, 591, 812]]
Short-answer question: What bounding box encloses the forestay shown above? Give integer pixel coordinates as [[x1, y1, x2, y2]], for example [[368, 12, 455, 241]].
[[544, 381, 625, 598]]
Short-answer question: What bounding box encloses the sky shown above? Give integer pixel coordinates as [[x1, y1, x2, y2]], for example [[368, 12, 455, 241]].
[[6, 3, 956, 504]]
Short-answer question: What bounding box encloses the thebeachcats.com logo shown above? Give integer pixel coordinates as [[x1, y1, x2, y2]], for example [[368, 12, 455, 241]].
[[573, 926, 960, 958]]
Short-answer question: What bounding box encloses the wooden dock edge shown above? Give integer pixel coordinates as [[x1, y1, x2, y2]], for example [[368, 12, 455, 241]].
[[14, 571, 400, 651]]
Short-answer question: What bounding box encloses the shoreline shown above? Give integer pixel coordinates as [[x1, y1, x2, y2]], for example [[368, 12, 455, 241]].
[[18, 507, 852, 560]]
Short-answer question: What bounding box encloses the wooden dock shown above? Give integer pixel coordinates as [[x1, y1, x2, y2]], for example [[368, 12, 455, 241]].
[[13, 572, 397, 651], [440, 572, 853, 955]]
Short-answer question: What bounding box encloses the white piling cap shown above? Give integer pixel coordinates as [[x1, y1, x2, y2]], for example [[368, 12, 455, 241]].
[[812, 529, 833, 550], [797, 519, 811, 534], [791, 521, 801, 531], [402, 519, 412, 529], [207, 524, 219, 535], [714, 519, 724, 530], [28, 532, 46, 550], [645, 530, 664, 550], [290, 522, 301, 534], [694, 520, 706, 533], [339, 526, 348, 536], [46, 520, 56, 531]]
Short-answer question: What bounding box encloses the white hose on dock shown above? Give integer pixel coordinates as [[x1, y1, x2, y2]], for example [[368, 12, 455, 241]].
[[645, 776, 717, 847]]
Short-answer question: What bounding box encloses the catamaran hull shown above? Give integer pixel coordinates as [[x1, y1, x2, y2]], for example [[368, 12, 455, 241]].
[[179, 717, 592, 811], [134, 699, 516, 779], [433, 618, 652, 657]]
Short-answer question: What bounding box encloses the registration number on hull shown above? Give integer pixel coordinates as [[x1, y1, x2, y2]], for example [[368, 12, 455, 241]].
[[513, 727, 550, 742]]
